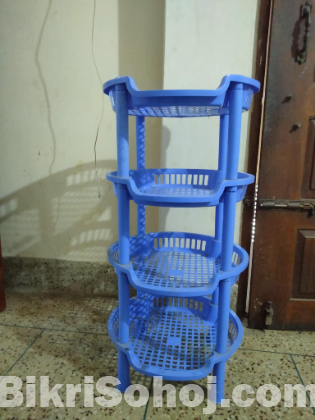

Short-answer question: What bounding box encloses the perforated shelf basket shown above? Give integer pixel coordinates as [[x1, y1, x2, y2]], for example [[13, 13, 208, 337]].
[[107, 294, 243, 380], [103, 75, 260, 118], [108, 232, 248, 297], [107, 169, 254, 207]]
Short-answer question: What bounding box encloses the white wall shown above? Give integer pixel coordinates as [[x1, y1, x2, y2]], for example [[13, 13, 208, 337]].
[[160, 0, 259, 243], [0, 0, 164, 262]]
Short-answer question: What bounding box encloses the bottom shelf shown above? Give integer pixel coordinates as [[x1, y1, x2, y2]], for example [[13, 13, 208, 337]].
[[108, 294, 243, 381]]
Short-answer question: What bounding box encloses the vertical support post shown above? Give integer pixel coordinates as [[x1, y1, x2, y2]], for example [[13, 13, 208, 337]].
[[214, 115, 229, 242], [218, 114, 229, 174], [213, 83, 243, 403], [213, 114, 229, 306], [115, 84, 130, 392], [136, 116, 146, 236], [136, 116, 145, 171]]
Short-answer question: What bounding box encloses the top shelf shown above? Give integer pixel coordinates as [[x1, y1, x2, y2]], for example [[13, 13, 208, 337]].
[[103, 75, 260, 118]]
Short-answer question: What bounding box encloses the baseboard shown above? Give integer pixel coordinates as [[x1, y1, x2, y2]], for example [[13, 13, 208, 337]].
[[3, 256, 237, 306], [3, 257, 119, 296]]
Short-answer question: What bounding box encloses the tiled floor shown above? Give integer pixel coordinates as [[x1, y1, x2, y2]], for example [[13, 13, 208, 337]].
[[1, 289, 315, 419]]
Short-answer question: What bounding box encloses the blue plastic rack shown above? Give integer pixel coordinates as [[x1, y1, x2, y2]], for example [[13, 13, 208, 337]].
[[104, 75, 260, 403]]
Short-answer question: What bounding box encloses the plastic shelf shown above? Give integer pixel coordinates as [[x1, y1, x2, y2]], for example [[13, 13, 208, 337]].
[[108, 294, 243, 380], [107, 169, 254, 207], [104, 72, 260, 398], [103, 75, 260, 118], [108, 232, 248, 297]]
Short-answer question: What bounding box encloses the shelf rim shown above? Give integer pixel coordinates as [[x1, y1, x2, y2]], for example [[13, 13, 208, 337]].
[[106, 169, 254, 207], [104, 74, 260, 97], [103, 75, 260, 118]]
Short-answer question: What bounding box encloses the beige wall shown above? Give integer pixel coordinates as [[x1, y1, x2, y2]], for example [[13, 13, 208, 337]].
[[160, 0, 259, 243], [0, 0, 164, 262], [0, 0, 258, 263]]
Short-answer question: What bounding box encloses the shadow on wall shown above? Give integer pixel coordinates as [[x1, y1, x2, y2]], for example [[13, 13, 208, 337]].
[[0, 1, 167, 264], [117, 0, 166, 234], [0, 161, 119, 263]]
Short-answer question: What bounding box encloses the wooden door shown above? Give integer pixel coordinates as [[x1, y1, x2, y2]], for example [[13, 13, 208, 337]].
[[240, 0, 315, 330]]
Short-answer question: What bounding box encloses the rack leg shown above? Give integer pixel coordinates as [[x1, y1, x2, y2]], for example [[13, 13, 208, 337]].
[[115, 84, 131, 391], [213, 85, 243, 403], [117, 351, 129, 392], [213, 360, 226, 403], [117, 184, 130, 392], [213, 279, 231, 403], [213, 186, 238, 403], [117, 270, 130, 392]]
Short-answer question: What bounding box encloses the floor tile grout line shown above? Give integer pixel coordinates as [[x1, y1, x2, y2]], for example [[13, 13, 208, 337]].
[[2, 328, 46, 377], [43, 327, 109, 336], [290, 354, 315, 414], [241, 347, 315, 358], [0, 323, 110, 337], [143, 377, 153, 420], [0, 323, 44, 330]]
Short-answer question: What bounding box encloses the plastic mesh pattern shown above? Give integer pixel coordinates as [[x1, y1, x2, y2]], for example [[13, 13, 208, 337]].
[[108, 296, 239, 376], [108, 232, 244, 294], [131, 251, 216, 289], [128, 105, 229, 118], [130, 309, 214, 370], [142, 171, 213, 193], [138, 171, 216, 198], [142, 185, 213, 196]]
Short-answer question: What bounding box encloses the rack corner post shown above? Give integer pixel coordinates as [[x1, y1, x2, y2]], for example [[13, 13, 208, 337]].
[[115, 84, 131, 391], [136, 115, 146, 236], [214, 82, 244, 402]]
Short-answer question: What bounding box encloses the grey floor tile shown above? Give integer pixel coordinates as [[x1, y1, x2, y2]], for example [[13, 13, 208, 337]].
[[0, 325, 42, 375], [145, 350, 315, 419], [1, 289, 118, 334], [241, 328, 315, 356], [1, 329, 150, 419], [2, 290, 315, 419], [292, 355, 315, 408]]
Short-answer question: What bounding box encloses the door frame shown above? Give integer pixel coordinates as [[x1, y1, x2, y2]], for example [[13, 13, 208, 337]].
[[237, 0, 273, 321]]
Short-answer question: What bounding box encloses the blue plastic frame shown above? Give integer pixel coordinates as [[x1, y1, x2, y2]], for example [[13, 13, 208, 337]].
[[107, 295, 244, 381], [107, 231, 249, 297], [107, 168, 254, 207], [104, 75, 260, 117], [104, 75, 260, 402]]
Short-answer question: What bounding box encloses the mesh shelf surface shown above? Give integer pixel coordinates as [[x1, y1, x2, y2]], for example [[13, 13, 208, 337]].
[[126, 105, 231, 118], [108, 295, 243, 380], [103, 75, 260, 118], [107, 169, 254, 207], [108, 232, 248, 297]]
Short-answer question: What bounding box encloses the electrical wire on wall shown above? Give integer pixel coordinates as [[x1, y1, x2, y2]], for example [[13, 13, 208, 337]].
[[92, 0, 104, 199]]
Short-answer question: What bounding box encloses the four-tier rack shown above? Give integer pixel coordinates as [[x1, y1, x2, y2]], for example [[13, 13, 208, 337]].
[[104, 75, 260, 403]]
